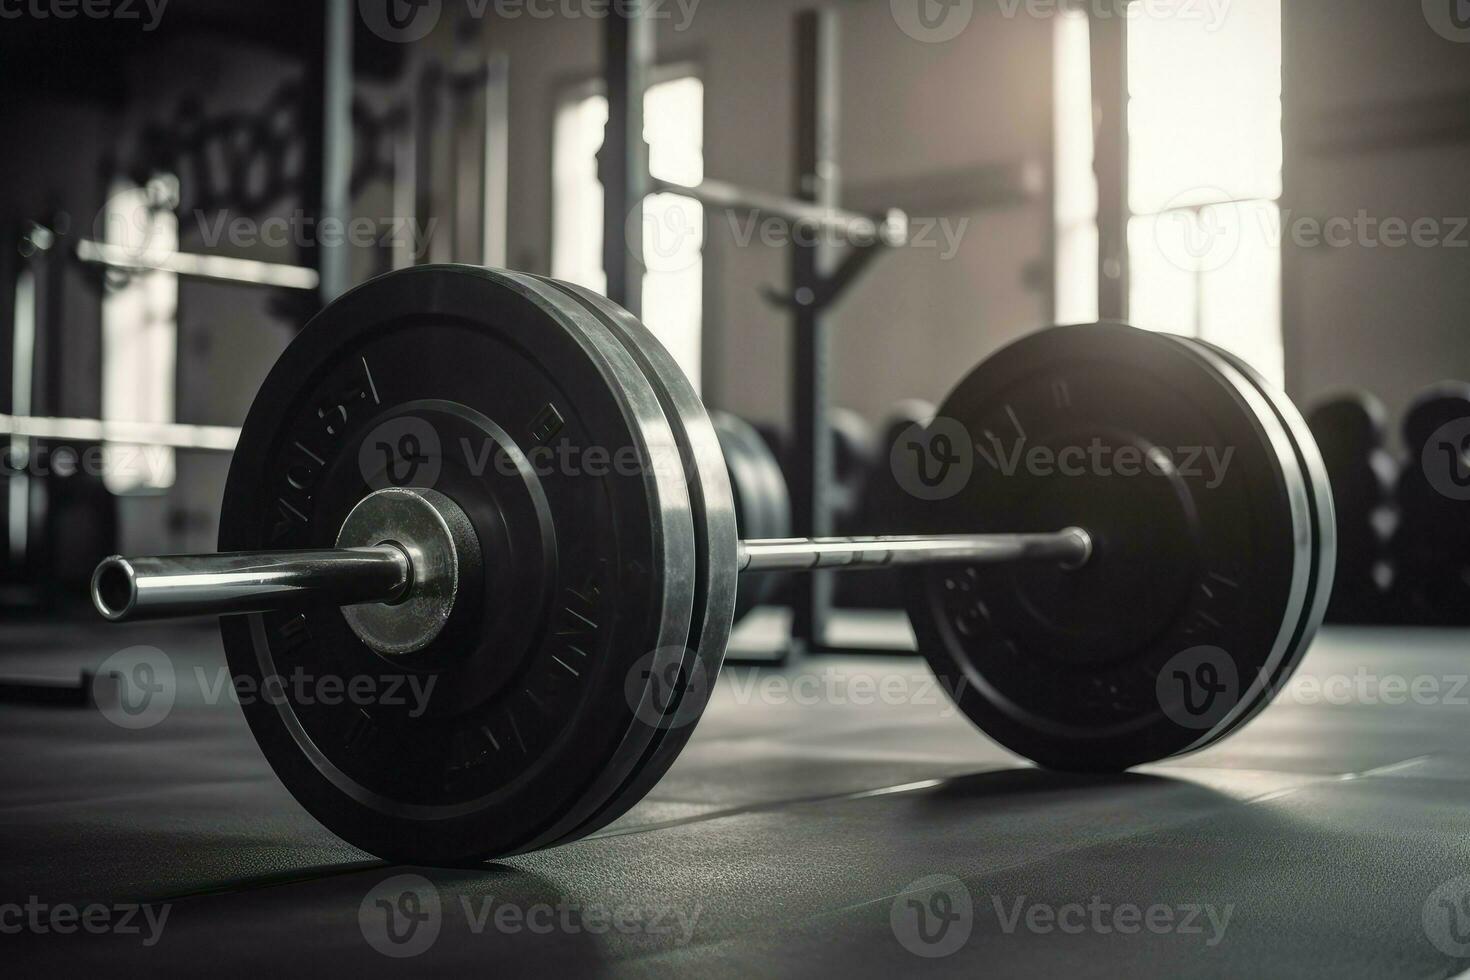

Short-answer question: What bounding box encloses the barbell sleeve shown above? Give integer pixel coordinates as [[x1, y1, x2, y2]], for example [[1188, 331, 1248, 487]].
[[90, 547, 412, 623]]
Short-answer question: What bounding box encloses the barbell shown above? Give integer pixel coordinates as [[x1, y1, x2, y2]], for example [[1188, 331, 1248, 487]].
[[88, 265, 1335, 866]]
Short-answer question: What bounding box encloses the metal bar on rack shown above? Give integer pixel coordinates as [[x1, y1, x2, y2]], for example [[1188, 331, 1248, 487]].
[[650, 176, 907, 246], [75, 241, 319, 292], [0, 415, 240, 452]]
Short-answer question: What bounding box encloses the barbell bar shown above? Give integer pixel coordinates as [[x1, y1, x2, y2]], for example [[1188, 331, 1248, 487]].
[[91, 526, 1093, 620]]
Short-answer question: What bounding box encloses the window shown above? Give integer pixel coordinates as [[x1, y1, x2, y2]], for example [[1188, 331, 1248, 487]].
[[1053, 2, 1283, 383], [552, 74, 705, 391], [1127, 0, 1284, 384], [1054, 8, 1099, 326], [99, 175, 180, 494]]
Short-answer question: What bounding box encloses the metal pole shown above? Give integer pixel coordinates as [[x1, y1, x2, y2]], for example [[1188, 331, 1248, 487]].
[[91, 546, 410, 622], [320, 0, 354, 302], [648, 176, 906, 246], [1090, 6, 1129, 322], [601, 0, 652, 315], [91, 529, 1091, 622], [789, 7, 840, 655], [738, 529, 1092, 573]]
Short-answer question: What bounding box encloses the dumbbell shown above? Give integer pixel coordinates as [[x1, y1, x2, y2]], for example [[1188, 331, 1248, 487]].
[[87, 266, 1334, 866]]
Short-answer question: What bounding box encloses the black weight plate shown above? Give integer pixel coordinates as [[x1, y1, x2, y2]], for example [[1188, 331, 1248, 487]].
[[754, 422, 788, 467], [840, 399, 937, 609], [219, 265, 696, 865], [1395, 465, 1470, 520], [711, 410, 791, 622], [528, 278, 738, 845], [1169, 336, 1334, 748], [1403, 382, 1470, 453], [830, 406, 878, 530], [1307, 391, 1388, 462], [528, 280, 722, 755], [904, 322, 1314, 771], [1316, 457, 1393, 513], [489, 273, 704, 853]]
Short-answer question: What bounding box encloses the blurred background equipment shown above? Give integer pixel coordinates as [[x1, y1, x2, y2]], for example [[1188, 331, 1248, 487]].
[[838, 397, 936, 612], [1390, 383, 1470, 625], [1306, 391, 1398, 624], [711, 409, 791, 625]]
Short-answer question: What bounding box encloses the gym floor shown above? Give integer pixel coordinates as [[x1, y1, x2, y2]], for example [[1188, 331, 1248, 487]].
[[6, 617, 1470, 976]]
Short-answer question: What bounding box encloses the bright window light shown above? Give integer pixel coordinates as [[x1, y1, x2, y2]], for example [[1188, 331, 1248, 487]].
[[10, 267, 35, 561], [1053, 8, 1099, 325], [1127, 0, 1284, 385], [552, 93, 610, 295], [552, 74, 705, 392], [99, 175, 180, 494]]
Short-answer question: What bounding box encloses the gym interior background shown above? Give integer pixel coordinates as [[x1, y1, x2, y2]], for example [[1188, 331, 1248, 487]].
[[3, 0, 1470, 974]]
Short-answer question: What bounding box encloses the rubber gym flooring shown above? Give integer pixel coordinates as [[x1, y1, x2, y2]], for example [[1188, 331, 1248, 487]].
[[5, 616, 1470, 977]]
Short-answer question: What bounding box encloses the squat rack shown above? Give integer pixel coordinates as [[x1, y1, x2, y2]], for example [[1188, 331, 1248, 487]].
[[599, 2, 910, 658]]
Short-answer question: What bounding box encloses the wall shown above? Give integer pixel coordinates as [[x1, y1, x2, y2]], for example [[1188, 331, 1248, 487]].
[[3, 0, 1058, 548], [1285, 0, 1470, 439], [0, 39, 309, 561], [448, 0, 1054, 430]]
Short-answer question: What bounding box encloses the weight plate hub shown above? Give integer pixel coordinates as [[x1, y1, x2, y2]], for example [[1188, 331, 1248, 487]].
[[904, 323, 1317, 771], [219, 265, 696, 864]]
